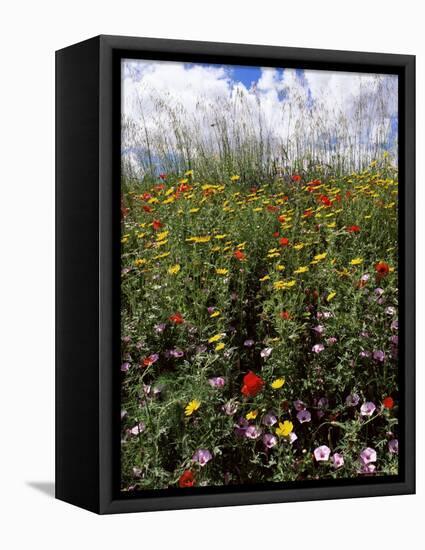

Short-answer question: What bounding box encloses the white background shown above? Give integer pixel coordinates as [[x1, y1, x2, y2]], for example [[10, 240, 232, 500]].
[[0, 1, 423, 548]]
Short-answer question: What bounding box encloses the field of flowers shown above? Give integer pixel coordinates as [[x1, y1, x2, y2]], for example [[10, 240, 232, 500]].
[[120, 159, 399, 491]]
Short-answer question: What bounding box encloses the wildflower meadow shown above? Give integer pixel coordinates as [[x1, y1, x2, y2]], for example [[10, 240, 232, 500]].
[[120, 60, 399, 491]]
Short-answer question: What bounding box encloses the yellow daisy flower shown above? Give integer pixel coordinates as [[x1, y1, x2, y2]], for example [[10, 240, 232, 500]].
[[314, 252, 327, 261], [167, 264, 181, 275], [271, 378, 285, 389], [208, 333, 224, 343], [134, 258, 147, 267], [276, 420, 293, 437], [184, 400, 200, 417], [350, 257, 363, 266], [327, 291, 337, 302]]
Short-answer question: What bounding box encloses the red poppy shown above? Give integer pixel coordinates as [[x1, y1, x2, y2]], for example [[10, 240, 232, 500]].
[[334, 194, 342, 203], [154, 184, 165, 192], [142, 192, 152, 201], [303, 209, 314, 218], [266, 205, 279, 213], [279, 237, 289, 247], [375, 261, 390, 277], [159, 173, 167, 180], [152, 219, 163, 231], [345, 191, 352, 199], [241, 371, 264, 397], [169, 312, 184, 324], [318, 194, 332, 207], [383, 396, 394, 409], [143, 354, 158, 367], [234, 249, 246, 261], [279, 310, 292, 320], [143, 205, 153, 213], [291, 174, 302, 182], [178, 470, 195, 488], [178, 183, 191, 193], [346, 225, 361, 233], [278, 215, 286, 223]]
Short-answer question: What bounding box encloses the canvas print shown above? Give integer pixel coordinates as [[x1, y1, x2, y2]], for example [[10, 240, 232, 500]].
[[120, 58, 399, 492]]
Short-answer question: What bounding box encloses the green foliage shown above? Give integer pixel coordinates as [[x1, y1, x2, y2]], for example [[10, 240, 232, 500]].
[[120, 158, 399, 490]]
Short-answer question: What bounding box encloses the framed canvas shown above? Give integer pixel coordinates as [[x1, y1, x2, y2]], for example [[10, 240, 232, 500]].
[[56, 35, 415, 514]]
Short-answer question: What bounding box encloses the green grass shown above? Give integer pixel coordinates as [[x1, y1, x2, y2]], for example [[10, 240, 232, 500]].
[[120, 157, 399, 490]]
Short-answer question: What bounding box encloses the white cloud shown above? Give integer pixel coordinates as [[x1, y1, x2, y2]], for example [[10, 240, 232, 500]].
[[122, 59, 398, 174]]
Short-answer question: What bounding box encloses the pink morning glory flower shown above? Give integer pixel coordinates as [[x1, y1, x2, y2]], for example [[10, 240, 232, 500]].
[[312, 343, 325, 353], [346, 393, 360, 407], [297, 409, 311, 423], [373, 350, 385, 362], [260, 347, 273, 359], [154, 323, 166, 333], [289, 432, 298, 444], [331, 453, 344, 469], [360, 401, 376, 416], [169, 348, 184, 358], [208, 376, 225, 388], [245, 425, 262, 439], [293, 400, 306, 411], [263, 433, 277, 448], [317, 397, 329, 409], [360, 447, 377, 464], [388, 439, 399, 454], [314, 445, 331, 461], [234, 417, 249, 437], [192, 449, 212, 467], [262, 412, 277, 426], [359, 463, 376, 474], [129, 422, 146, 435]]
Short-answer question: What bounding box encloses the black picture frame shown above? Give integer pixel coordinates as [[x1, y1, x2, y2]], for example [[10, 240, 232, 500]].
[[56, 35, 415, 514]]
